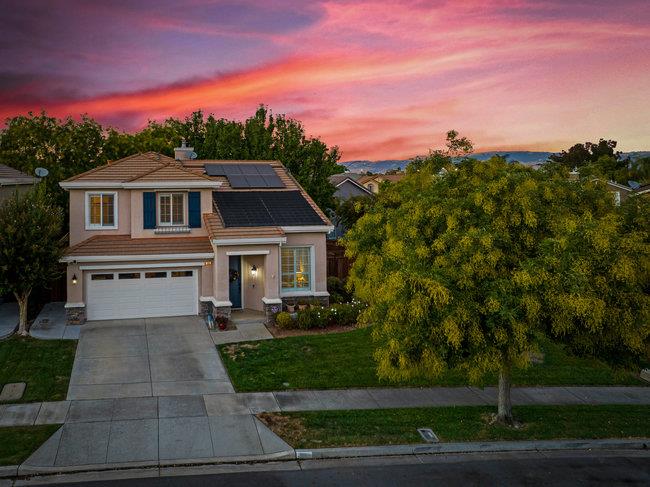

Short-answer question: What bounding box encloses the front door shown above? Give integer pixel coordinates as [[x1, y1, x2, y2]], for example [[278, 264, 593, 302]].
[[228, 255, 242, 309]]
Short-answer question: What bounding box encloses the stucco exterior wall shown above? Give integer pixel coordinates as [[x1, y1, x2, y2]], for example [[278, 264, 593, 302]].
[[69, 189, 131, 246]]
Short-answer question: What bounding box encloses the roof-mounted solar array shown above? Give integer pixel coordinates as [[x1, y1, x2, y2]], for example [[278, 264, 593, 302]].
[[213, 191, 324, 227], [204, 163, 284, 188]]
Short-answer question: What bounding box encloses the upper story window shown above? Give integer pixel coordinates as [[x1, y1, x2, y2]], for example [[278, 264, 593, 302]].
[[158, 192, 185, 226], [367, 183, 374, 192], [281, 246, 312, 292], [86, 192, 117, 230]]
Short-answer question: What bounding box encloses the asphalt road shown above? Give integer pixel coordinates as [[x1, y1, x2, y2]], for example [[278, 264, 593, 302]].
[[30, 450, 650, 486]]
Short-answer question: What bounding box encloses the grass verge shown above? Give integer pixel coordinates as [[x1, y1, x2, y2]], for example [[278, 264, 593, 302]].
[[0, 425, 59, 466], [0, 336, 77, 403], [258, 405, 650, 449], [218, 327, 642, 392]]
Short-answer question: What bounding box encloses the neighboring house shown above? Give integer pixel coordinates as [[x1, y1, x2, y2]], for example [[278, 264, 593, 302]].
[[591, 179, 649, 205], [329, 174, 373, 200], [327, 173, 373, 240], [358, 174, 404, 194], [0, 164, 39, 203], [60, 145, 333, 325]]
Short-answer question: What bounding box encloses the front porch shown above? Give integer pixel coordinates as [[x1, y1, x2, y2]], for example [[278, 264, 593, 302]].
[[210, 309, 273, 345]]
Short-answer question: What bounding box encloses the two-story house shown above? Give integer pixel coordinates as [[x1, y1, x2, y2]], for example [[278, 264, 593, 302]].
[[60, 144, 332, 325]]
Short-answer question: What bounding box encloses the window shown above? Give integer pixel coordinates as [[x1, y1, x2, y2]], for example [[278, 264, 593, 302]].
[[367, 183, 374, 192], [171, 270, 193, 278], [91, 274, 114, 280], [613, 191, 621, 206], [281, 247, 312, 292], [118, 273, 140, 280], [145, 271, 167, 279], [86, 192, 117, 229], [159, 192, 185, 226]]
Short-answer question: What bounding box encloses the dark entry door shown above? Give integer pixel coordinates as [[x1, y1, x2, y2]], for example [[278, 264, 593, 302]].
[[228, 255, 242, 309]]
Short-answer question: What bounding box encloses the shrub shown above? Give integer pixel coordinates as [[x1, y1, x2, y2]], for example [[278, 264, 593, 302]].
[[275, 312, 294, 329], [328, 302, 361, 327], [327, 276, 352, 304], [296, 306, 329, 330]]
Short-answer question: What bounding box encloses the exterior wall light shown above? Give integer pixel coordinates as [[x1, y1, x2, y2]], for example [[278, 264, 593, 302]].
[[251, 265, 258, 278], [72, 274, 78, 285]]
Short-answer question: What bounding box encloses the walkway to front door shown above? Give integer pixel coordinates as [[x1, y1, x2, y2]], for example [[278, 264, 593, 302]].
[[67, 316, 234, 400]]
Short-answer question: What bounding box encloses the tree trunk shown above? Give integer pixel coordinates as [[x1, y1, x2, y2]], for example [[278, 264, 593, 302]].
[[15, 292, 30, 336], [497, 363, 514, 425]]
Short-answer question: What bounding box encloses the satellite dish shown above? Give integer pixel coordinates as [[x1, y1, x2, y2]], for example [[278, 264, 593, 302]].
[[189, 152, 198, 160], [35, 167, 49, 177]]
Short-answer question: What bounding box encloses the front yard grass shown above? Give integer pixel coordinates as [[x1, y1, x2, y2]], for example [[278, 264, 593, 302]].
[[259, 405, 650, 449], [0, 424, 59, 465], [0, 336, 76, 403], [218, 327, 643, 392]]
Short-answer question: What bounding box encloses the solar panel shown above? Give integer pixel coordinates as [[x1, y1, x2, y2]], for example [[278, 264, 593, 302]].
[[204, 163, 285, 188], [262, 174, 284, 188], [213, 191, 324, 227], [227, 175, 249, 188], [204, 164, 226, 176]]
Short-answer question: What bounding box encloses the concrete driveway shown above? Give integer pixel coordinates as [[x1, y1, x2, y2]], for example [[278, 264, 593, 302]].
[[67, 316, 234, 400]]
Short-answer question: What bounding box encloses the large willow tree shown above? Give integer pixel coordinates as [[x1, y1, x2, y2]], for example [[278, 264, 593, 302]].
[[344, 156, 648, 423]]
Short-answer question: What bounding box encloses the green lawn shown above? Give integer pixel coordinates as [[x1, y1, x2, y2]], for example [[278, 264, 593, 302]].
[[0, 425, 60, 465], [219, 327, 642, 392], [259, 405, 650, 449], [0, 336, 77, 403]]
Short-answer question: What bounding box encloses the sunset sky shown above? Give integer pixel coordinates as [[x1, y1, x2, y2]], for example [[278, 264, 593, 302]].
[[1, 0, 649, 160]]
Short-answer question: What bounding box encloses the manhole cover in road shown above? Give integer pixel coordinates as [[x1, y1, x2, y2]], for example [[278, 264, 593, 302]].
[[417, 428, 439, 443]]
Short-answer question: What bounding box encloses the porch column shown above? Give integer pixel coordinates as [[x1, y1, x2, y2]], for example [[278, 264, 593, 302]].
[[213, 246, 232, 318], [262, 245, 282, 322]]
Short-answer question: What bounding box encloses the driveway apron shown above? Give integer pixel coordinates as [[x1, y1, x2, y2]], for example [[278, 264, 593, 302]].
[[67, 316, 234, 401]]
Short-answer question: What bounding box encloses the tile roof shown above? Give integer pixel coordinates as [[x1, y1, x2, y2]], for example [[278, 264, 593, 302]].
[[358, 174, 405, 184], [129, 163, 215, 182], [203, 214, 285, 240], [65, 235, 213, 257], [0, 164, 39, 185], [62, 152, 175, 182]]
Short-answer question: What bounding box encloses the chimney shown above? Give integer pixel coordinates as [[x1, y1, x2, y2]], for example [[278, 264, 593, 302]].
[[174, 138, 196, 161]]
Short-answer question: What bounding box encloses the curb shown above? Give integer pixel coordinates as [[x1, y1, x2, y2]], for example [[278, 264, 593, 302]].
[[10, 450, 295, 478], [295, 438, 650, 459]]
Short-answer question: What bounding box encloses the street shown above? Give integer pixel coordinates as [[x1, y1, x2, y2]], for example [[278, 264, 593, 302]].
[[29, 449, 650, 486]]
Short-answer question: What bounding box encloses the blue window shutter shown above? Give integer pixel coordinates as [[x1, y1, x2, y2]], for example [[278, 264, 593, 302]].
[[188, 192, 201, 228], [143, 192, 156, 229]]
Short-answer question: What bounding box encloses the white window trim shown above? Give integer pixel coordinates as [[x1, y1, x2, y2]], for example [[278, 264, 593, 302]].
[[280, 245, 315, 295], [157, 191, 187, 227], [85, 191, 118, 230]]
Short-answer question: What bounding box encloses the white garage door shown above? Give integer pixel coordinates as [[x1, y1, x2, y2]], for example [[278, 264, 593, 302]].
[[86, 269, 198, 321]]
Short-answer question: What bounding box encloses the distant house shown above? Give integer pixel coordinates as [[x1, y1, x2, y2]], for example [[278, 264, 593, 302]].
[[358, 174, 404, 194], [329, 173, 373, 200], [591, 179, 649, 206], [0, 164, 39, 203]]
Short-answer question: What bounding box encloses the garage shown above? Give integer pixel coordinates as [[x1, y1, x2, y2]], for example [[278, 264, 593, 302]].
[[86, 268, 198, 321]]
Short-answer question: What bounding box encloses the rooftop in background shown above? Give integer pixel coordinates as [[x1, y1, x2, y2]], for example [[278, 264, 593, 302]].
[[0, 164, 40, 186]]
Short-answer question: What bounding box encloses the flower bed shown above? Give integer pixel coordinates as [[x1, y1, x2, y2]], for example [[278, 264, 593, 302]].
[[274, 301, 364, 331]]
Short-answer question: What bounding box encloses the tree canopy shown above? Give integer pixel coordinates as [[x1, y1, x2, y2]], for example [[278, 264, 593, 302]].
[[0, 107, 343, 214], [0, 186, 64, 334], [547, 139, 649, 185], [344, 155, 649, 423]]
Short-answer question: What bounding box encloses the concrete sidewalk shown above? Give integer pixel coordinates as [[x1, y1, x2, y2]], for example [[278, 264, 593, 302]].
[[29, 302, 80, 340], [17, 395, 292, 474], [2, 386, 649, 428], [0, 302, 19, 340]]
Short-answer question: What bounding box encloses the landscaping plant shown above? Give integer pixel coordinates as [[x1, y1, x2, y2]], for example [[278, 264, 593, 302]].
[[0, 186, 64, 335], [344, 151, 649, 425]]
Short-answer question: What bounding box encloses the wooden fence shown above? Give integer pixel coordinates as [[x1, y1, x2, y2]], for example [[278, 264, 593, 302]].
[[326, 240, 352, 279]]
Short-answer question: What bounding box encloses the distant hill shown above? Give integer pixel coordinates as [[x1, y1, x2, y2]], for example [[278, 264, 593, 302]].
[[341, 151, 650, 174]]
